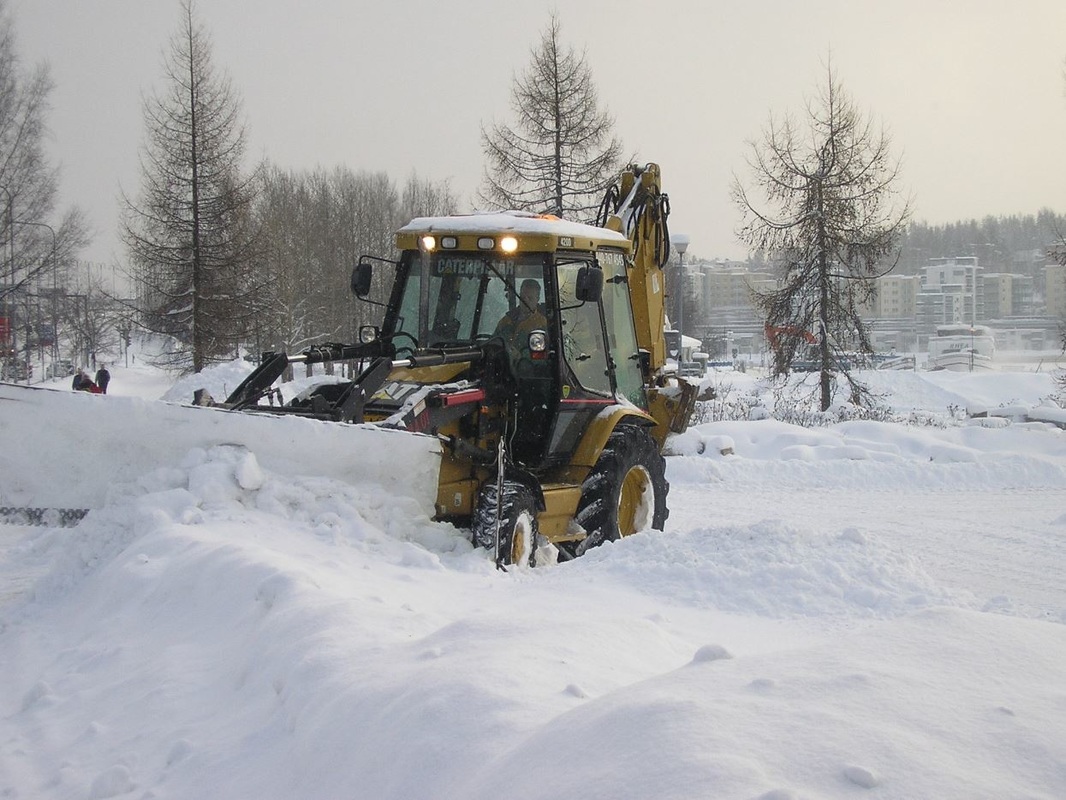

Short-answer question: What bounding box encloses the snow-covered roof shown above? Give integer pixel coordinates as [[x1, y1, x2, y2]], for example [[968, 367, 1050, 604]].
[[682, 333, 702, 348]]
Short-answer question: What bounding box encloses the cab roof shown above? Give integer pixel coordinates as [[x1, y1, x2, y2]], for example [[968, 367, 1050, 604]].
[[397, 211, 630, 254]]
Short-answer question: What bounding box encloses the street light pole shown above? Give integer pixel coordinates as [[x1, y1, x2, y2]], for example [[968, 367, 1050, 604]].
[[670, 233, 690, 338]]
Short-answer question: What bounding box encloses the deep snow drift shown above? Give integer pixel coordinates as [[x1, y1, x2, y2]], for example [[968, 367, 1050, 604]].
[[1, 355, 1065, 799]]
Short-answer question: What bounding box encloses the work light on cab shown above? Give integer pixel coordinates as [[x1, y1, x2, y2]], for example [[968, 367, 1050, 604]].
[[528, 330, 548, 359]]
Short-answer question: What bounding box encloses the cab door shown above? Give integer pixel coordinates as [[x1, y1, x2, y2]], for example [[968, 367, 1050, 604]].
[[541, 259, 614, 462]]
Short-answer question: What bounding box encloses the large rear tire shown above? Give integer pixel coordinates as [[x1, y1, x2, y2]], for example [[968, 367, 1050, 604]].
[[472, 481, 538, 568], [565, 424, 668, 558]]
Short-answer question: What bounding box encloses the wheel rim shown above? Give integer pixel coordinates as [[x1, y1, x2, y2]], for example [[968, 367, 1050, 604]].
[[510, 512, 535, 566], [617, 465, 653, 537]]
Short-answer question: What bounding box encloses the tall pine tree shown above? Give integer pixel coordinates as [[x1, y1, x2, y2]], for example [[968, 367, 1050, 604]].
[[479, 13, 622, 222], [733, 63, 911, 411], [121, 0, 260, 374]]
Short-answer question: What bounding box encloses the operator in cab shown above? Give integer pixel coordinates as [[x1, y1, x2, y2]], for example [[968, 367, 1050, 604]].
[[495, 278, 547, 343]]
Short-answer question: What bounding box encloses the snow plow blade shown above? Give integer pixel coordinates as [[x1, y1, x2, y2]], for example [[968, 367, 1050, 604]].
[[0, 383, 442, 522]]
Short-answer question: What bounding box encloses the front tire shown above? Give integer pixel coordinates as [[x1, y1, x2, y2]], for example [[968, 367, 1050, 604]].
[[472, 481, 538, 567], [567, 424, 668, 558]]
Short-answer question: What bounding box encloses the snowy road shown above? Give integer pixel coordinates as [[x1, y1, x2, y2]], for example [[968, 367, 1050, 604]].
[[670, 481, 1066, 622]]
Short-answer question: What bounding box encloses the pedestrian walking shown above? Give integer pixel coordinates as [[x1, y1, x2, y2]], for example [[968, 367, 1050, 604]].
[[95, 364, 111, 394]]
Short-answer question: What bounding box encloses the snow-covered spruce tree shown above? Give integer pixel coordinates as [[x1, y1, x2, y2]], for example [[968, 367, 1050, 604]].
[[479, 13, 622, 222], [121, 0, 261, 375], [733, 63, 910, 412]]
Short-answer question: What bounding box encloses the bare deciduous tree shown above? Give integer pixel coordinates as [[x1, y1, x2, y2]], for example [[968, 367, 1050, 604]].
[[733, 63, 911, 411], [252, 165, 454, 377], [0, 0, 88, 379], [60, 273, 114, 370], [479, 13, 622, 222], [1056, 57, 1066, 355], [400, 172, 457, 222], [121, 0, 261, 374]]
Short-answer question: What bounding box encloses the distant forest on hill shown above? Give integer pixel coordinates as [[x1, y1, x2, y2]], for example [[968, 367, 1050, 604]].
[[895, 210, 1066, 274]]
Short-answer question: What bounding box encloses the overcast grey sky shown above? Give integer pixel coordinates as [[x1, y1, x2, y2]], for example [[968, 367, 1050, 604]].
[[12, 0, 1066, 265]]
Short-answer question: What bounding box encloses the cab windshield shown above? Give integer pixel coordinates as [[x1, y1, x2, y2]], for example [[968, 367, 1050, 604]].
[[394, 252, 549, 348]]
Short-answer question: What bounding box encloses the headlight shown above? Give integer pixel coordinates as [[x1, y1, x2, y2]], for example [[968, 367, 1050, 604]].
[[421, 235, 436, 251], [528, 330, 548, 355], [500, 236, 519, 253]]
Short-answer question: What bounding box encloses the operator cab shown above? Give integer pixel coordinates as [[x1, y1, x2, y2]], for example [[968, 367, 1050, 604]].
[[353, 214, 646, 472]]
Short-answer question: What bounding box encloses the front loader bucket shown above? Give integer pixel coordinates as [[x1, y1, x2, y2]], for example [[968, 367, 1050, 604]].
[[0, 383, 442, 521]]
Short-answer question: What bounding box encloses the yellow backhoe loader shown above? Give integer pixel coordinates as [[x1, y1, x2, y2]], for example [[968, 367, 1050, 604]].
[[220, 163, 697, 566]]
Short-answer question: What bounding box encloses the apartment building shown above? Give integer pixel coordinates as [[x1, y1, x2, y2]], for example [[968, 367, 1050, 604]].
[[1046, 262, 1066, 317], [698, 253, 1062, 355], [921, 256, 983, 322], [982, 273, 1034, 318], [699, 266, 775, 309], [871, 274, 920, 318]]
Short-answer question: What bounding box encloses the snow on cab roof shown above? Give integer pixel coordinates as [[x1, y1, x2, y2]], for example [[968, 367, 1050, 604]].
[[399, 210, 629, 244]]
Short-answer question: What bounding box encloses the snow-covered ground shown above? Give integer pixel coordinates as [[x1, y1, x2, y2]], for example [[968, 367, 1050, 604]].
[[1, 351, 1065, 799]]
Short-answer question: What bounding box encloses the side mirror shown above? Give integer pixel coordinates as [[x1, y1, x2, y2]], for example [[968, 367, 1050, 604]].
[[575, 265, 603, 303], [351, 262, 372, 297]]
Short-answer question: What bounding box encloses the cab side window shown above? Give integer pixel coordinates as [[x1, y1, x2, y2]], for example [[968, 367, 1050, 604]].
[[600, 250, 646, 406], [557, 262, 610, 396]]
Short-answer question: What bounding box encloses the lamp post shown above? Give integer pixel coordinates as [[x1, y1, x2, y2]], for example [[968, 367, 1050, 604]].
[[670, 233, 690, 338]]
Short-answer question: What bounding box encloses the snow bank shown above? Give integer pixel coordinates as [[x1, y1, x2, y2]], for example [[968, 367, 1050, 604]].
[[2, 355, 1066, 799]]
